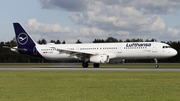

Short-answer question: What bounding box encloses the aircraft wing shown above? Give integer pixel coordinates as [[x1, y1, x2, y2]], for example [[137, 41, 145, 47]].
[[50, 47, 98, 58]]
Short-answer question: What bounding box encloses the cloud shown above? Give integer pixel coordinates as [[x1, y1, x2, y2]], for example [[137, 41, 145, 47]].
[[38, 0, 180, 14], [70, 7, 166, 32], [26, 18, 74, 33], [79, 27, 107, 37], [36, 0, 180, 42], [37, 0, 89, 12], [167, 28, 180, 37], [116, 31, 130, 35], [26, 18, 78, 42], [25, 18, 109, 43], [159, 28, 180, 41], [69, 4, 167, 39]]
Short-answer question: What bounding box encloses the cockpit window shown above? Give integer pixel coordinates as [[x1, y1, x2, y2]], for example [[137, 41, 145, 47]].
[[163, 46, 171, 48]]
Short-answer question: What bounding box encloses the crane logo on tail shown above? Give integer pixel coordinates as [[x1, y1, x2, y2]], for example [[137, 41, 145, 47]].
[[18, 33, 28, 45]]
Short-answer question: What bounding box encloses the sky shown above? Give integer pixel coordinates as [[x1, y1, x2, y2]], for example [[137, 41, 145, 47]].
[[1, 0, 180, 43]]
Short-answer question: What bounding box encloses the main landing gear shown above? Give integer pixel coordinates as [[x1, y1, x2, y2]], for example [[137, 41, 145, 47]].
[[93, 63, 100, 68], [154, 58, 159, 68], [82, 62, 100, 68], [82, 62, 89, 68]]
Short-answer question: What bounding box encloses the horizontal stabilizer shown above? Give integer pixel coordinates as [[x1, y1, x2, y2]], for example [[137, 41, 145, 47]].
[[3, 46, 27, 51]]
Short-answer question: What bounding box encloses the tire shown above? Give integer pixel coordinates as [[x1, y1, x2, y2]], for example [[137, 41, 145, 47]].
[[155, 64, 159, 68], [82, 62, 89, 68], [93, 63, 100, 68]]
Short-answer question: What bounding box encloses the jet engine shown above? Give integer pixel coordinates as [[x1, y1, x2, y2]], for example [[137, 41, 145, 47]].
[[90, 55, 109, 63]]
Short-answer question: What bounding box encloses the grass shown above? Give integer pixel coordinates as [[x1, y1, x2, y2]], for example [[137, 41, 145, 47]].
[[0, 71, 180, 101], [1, 63, 180, 68]]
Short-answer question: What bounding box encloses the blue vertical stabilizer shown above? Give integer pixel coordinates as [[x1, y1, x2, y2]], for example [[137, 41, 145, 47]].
[[13, 23, 42, 57], [13, 23, 36, 49]]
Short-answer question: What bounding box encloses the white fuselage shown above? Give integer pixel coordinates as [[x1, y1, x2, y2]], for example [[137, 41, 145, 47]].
[[35, 42, 177, 62]]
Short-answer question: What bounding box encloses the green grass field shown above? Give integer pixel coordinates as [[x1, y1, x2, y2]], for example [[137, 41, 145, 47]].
[[0, 71, 180, 101]]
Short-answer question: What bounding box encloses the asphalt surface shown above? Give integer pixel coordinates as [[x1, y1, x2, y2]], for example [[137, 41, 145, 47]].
[[0, 67, 180, 71]]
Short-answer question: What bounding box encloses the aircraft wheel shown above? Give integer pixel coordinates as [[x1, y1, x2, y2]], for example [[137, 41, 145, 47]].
[[82, 62, 89, 68], [155, 64, 159, 68], [93, 63, 100, 68]]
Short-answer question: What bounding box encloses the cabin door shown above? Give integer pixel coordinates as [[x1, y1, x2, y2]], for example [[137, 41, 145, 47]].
[[152, 44, 157, 53], [117, 46, 122, 53]]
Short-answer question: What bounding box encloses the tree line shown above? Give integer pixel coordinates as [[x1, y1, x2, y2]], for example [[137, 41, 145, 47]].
[[0, 37, 179, 63]]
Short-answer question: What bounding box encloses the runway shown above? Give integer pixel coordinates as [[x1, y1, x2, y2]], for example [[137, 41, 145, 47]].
[[0, 67, 180, 71]]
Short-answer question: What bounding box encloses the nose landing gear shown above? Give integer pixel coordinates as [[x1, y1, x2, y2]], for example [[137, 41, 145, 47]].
[[154, 58, 159, 68]]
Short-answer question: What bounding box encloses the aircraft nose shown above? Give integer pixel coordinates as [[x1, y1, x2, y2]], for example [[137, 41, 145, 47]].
[[172, 49, 178, 56]]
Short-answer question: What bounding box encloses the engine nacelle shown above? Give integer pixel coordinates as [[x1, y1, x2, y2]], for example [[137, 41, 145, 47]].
[[90, 55, 109, 63]]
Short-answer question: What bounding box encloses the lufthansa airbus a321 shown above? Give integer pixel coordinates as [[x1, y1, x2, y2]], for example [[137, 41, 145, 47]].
[[4, 23, 178, 68]]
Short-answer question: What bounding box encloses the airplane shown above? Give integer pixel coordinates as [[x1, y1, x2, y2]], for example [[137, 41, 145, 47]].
[[4, 23, 178, 68]]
